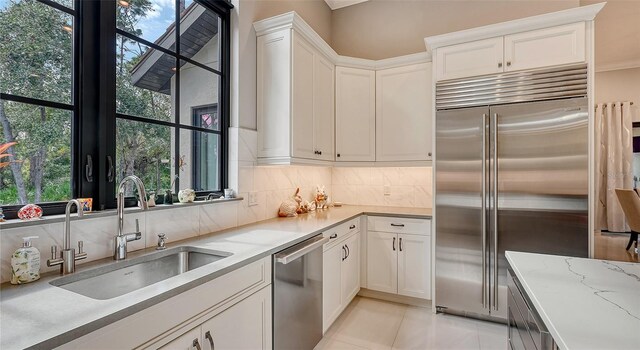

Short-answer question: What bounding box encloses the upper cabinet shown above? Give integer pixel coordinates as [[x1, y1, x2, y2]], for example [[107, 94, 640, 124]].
[[376, 63, 433, 162], [335, 67, 376, 162], [255, 12, 433, 166], [503, 22, 585, 72], [435, 37, 504, 81], [434, 22, 586, 81], [257, 29, 335, 164]]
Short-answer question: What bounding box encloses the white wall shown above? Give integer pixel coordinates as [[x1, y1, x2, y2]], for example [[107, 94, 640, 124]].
[[595, 67, 640, 123], [331, 0, 579, 60]]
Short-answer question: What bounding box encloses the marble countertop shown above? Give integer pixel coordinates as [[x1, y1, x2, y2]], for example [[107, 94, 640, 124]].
[[0, 205, 430, 350], [506, 251, 640, 350]]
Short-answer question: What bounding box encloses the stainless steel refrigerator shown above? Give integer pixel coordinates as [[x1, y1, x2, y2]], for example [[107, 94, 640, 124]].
[[435, 64, 590, 320]]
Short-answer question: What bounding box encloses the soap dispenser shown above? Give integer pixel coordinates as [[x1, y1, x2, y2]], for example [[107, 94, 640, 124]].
[[10, 236, 41, 284]]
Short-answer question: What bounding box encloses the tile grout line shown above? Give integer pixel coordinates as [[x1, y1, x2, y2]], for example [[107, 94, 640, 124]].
[[390, 304, 409, 350]]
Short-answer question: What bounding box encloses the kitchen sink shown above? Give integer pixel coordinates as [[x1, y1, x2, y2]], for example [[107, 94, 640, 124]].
[[50, 246, 232, 300]]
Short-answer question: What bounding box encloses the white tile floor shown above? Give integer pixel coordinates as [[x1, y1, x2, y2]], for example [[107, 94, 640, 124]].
[[315, 297, 507, 350]]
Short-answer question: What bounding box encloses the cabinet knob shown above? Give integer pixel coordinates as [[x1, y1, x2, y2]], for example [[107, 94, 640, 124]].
[[498, 62, 503, 68], [318, 150, 322, 155], [506, 61, 511, 67], [428, 152, 432, 157], [337, 153, 341, 157]]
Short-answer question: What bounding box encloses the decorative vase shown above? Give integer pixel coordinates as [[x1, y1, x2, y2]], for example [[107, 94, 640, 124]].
[[17, 204, 43, 220], [178, 189, 196, 203]]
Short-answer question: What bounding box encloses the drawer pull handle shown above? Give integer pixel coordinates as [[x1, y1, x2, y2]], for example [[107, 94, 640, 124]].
[[342, 245, 347, 261], [193, 338, 202, 350], [349, 224, 356, 229], [390, 223, 405, 227], [399, 237, 403, 251], [393, 237, 396, 251], [329, 233, 338, 239], [345, 244, 350, 259], [205, 331, 215, 349]]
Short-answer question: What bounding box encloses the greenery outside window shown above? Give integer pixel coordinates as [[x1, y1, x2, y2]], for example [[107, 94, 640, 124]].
[[0, 0, 232, 219]]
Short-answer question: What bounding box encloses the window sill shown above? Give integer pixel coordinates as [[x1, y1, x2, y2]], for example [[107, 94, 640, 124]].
[[0, 197, 243, 230]]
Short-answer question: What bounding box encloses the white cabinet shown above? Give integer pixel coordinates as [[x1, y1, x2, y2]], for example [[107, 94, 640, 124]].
[[341, 232, 361, 303], [376, 63, 433, 162], [366, 231, 398, 294], [199, 287, 272, 350], [158, 327, 201, 350], [504, 22, 585, 72], [366, 217, 431, 299], [434, 37, 504, 81], [323, 242, 343, 329], [257, 29, 334, 164], [159, 287, 272, 350], [335, 67, 376, 162], [397, 234, 431, 299], [434, 22, 586, 81], [323, 224, 361, 333]]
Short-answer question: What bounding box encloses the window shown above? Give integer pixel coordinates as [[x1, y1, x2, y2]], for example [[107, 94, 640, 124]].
[[0, 0, 77, 210], [0, 0, 232, 219], [115, 0, 228, 198]]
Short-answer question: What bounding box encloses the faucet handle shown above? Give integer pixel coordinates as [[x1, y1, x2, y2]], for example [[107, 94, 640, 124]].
[[78, 240, 84, 254], [51, 246, 58, 260], [135, 218, 140, 233]]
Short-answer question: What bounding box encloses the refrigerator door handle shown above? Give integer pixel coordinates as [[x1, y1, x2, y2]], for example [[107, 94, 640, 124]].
[[482, 113, 488, 309], [492, 113, 499, 311]]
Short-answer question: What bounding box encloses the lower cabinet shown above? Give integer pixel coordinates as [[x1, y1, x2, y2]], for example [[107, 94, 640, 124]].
[[159, 286, 272, 350], [367, 231, 431, 299], [323, 231, 360, 333]]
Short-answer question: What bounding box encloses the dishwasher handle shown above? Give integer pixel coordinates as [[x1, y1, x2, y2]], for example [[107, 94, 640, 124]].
[[275, 235, 329, 264]]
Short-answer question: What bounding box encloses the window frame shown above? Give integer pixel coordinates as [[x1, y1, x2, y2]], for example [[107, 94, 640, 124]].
[[0, 0, 233, 219], [0, 0, 80, 219]]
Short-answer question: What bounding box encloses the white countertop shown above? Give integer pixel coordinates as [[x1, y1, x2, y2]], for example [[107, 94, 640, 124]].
[[506, 251, 640, 350], [0, 205, 430, 350]]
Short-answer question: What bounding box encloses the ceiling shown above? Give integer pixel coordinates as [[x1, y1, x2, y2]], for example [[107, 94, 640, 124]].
[[580, 0, 640, 72], [324, 0, 369, 11]]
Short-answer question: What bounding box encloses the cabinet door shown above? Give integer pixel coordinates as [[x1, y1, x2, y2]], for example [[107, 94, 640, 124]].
[[435, 37, 503, 81], [158, 327, 201, 350], [200, 287, 272, 350], [313, 53, 335, 161], [323, 243, 343, 333], [291, 33, 316, 160], [366, 231, 397, 293], [335, 67, 376, 162], [257, 30, 291, 159], [341, 232, 361, 305], [376, 63, 433, 161], [397, 233, 431, 299], [504, 22, 585, 72]]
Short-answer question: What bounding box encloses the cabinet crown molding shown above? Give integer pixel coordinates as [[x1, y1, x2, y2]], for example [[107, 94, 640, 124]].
[[424, 2, 605, 53], [253, 11, 431, 70]]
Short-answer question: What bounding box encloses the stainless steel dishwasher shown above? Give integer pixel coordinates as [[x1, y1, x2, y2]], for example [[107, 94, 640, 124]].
[[273, 234, 328, 350]]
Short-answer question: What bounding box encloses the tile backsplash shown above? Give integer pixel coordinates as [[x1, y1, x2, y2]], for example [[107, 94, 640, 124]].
[[332, 167, 432, 208], [0, 127, 433, 283]]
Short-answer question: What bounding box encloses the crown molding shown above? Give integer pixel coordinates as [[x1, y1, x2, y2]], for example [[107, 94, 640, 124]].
[[324, 0, 369, 11], [254, 11, 431, 71], [595, 59, 640, 73], [424, 2, 606, 53]]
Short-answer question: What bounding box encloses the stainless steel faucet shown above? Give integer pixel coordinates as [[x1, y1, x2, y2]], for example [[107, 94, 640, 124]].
[[47, 199, 87, 275], [114, 175, 149, 260]]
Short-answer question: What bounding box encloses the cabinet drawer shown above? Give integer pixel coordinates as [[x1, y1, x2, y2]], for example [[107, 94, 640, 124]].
[[367, 216, 430, 236], [324, 218, 360, 250]]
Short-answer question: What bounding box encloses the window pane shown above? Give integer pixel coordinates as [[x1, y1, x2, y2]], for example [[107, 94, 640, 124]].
[[116, 118, 173, 196], [117, 0, 176, 52], [179, 60, 220, 129], [0, 0, 73, 105], [180, 2, 220, 70], [0, 100, 72, 205], [51, 0, 73, 10], [116, 34, 174, 122], [179, 128, 219, 192]]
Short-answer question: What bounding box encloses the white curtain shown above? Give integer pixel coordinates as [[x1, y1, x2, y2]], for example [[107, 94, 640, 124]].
[[596, 102, 634, 232]]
